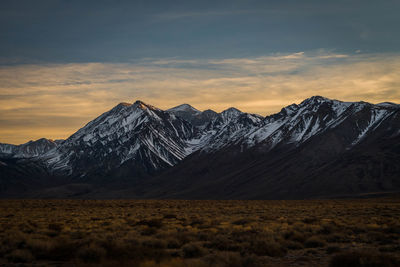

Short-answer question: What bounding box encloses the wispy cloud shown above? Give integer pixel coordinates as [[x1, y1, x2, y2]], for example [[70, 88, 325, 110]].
[[1, 52, 400, 144], [152, 9, 274, 21]]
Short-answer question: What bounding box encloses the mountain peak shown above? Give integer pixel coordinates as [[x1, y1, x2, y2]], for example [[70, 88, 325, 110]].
[[168, 104, 200, 113], [219, 107, 243, 122], [280, 103, 299, 116], [222, 107, 242, 115], [133, 100, 146, 106], [377, 102, 399, 108], [203, 109, 218, 115], [301, 95, 331, 104], [132, 100, 159, 111], [25, 138, 52, 145], [299, 96, 344, 109], [117, 102, 131, 107]]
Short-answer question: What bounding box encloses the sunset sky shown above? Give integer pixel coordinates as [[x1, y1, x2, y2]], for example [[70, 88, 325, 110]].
[[1, 0, 400, 144]]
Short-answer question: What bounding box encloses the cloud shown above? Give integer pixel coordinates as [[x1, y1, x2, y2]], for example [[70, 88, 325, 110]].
[[152, 9, 276, 21], [1, 52, 400, 144]]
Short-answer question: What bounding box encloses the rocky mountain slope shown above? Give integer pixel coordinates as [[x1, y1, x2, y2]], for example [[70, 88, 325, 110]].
[[141, 97, 400, 199], [167, 104, 218, 128], [1, 96, 399, 199], [41, 101, 197, 179], [0, 138, 59, 159]]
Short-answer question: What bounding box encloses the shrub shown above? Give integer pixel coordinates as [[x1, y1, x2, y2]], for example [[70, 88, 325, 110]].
[[329, 250, 400, 267], [284, 240, 304, 250], [45, 230, 60, 237], [204, 236, 240, 252], [284, 230, 307, 243], [326, 245, 341, 254], [305, 236, 326, 248], [142, 238, 167, 249], [325, 233, 347, 243], [48, 223, 63, 232], [318, 223, 335, 235], [190, 219, 205, 227], [163, 214, 177, 219], [384, 225, 400, 234], [136, 219, 163, 229], [2, 231, 28, 250], [303, 217, 318, 224], [250, 240, 286, 257], [202, 252, 252, 267], [181, 243, 205, 258], [166, 238, 181, 249], [19, 223, 34, 234], [197, 230, 214, 241], [27, 237, 78, 261], [69, 230, 85, 239], [48, 239, 78, 261], [141, 227, 158, 236], [379, 245, 400, 252], [77, 243, 106, 263], [6, 249, 34, 263], [232, 218, 253, 225]]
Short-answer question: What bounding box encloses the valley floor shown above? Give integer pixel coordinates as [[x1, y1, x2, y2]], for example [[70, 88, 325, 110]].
[[0, 198, 399, 266]]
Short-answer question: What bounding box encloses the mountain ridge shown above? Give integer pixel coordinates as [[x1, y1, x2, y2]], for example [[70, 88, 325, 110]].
[[1, 96, 399, 199]]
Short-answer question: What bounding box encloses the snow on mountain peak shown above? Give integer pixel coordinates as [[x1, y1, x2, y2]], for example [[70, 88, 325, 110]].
[[204, 107, 241, 128], [243, 96, 399, 150], [168, 104, 201, 113], [300, 95, 332, 106], [377, 102, 399, 108], [220, 107, 242, 121], [0, 138, 58, 158], [222, 107, 242, 114], [5, 96, 397, 180], [280, 103, 299, 116]]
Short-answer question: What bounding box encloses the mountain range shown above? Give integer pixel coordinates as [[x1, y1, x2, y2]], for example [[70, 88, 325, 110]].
[[1, 96, 399, 199]]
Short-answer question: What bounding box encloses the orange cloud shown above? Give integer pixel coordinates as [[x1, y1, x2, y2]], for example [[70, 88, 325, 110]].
[[1, 52, 400, 144]]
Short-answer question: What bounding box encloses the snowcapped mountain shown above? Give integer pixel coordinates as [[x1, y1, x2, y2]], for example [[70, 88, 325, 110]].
[[41, 101, 266, 177], [4, 96, 399, 177], [42, 100, 196, 178], [167, 104, 218, 128], [168, 103, 201, 114], [144, 96, 400, 199], [0, 138, 59, 159], [168, 104, 263, 152], [242, 96, 399, 150], [199, 107, 263, 151], [1, 96, 399, 198]]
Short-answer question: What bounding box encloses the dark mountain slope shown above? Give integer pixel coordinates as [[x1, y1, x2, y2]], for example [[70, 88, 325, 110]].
[[128, 100, 400, 199], [167, 104, 218, 128], [0, 96, 399, 199]]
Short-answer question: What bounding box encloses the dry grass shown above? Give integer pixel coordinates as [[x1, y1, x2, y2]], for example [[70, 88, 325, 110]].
[[0, 198, 399, 266]]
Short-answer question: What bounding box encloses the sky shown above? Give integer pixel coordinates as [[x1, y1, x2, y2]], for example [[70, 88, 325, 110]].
[[1, 0, 400, 144]]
